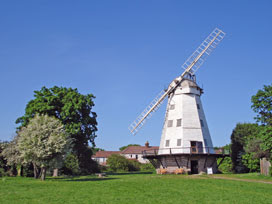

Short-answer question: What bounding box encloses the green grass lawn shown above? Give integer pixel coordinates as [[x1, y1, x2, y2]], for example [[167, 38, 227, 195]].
[[0, 172, 272, 204]]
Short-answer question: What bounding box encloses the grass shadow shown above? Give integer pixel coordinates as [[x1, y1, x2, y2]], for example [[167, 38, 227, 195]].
[[106, 171, 154, 176], [66, 177, 118, 182]]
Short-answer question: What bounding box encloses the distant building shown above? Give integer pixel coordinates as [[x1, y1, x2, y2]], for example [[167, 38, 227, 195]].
[[92, 151, 121, 166], [92, 142, 159, 165], [121, 142, 159, 163]]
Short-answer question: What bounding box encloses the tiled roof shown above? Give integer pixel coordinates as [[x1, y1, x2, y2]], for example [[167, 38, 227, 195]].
[[121, 146, 159, 154], [92, 151, 121, 158]]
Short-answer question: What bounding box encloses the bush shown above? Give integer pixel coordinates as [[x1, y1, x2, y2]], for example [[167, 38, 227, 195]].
[[140, 163, 155, 171], [128, 160, 141, 171], [107, 154, 130, 172], [63, 153, 80, 175], [217, 157, 232, 173]]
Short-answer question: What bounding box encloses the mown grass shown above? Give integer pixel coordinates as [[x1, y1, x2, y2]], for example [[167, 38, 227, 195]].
[[212, 172, 272, 181], [0, 172, 272, 204]]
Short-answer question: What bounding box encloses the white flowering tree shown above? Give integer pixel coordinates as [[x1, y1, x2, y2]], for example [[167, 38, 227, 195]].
[[18, 114, 72, 180]]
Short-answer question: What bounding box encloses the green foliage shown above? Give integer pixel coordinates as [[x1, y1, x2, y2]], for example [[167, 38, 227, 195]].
[[230, 123, 260, 173], [17, 114, 72, 180], [63, 153, 80, 175], [128, 160, 141, 171], [16, 86, 98, 174], [107, 154, 130, 172], [0, 141, 8, 177], [241, 153, 260, 172], [259, 125, 272, 160], [2, 135, 22, 167], [119, 144, 140, 151], [140, 163, 155, 171], [251, 84, 272, 125], [217, 157, 232, 173]]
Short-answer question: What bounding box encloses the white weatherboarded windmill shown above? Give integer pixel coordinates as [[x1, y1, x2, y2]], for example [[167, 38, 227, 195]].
[[129, 28, 228, 174]]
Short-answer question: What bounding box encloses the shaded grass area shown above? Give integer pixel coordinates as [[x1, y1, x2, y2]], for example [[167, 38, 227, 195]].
[[0, 173, 272, 204]]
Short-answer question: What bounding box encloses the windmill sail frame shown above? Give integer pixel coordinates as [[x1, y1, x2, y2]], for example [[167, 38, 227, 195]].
[[129, 28, 225, 136]]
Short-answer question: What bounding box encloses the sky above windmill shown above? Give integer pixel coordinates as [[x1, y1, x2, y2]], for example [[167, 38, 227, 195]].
[[0, 1, 272, 150]]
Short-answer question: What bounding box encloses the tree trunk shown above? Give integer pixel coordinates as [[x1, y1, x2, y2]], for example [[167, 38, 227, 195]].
[[53, 168, 58, 177], [33, 163, 39, 179], [17, 165, 22, 177], [40, 167, 46, 181]]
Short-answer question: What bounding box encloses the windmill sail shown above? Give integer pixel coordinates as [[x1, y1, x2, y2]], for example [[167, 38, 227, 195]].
[[129, 28, 225, 136]]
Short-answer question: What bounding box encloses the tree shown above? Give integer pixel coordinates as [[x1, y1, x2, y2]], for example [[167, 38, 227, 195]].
[[230, 123, 260, 173], [119, 144, 140, 151], [16, 86, 98, 173], [107, 154, 130, 172], [0, 141, 8, 177], [251, 84, 272, 161], [251, 84, 272, 125], [1, 135, 23, 176], [17, 114, 72, 180]]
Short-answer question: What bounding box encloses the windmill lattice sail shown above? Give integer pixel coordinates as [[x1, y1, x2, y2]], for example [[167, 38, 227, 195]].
[[129, 28, 225, 136]]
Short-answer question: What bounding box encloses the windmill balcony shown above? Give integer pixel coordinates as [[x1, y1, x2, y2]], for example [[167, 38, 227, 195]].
[[142, 147, 229, 157]]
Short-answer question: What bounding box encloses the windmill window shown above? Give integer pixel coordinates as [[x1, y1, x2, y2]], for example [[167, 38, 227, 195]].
[[177, 139, 181, 146], [197, 104, 200, 109], [176, 119, 182, 127], [165, 140, 170, 147], [200, 119, 204, 127], [167, 120, 173, 127], [170, 104, 175, 110]]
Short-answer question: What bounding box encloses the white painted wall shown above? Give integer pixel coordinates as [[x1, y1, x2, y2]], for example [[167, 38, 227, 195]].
[[159, 79, 214, 154], [122, 153, 149, 163]]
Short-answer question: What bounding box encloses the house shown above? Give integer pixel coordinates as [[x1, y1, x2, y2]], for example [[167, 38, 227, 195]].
[[92, 151, 121, 166], [121, 142, 159, 163]]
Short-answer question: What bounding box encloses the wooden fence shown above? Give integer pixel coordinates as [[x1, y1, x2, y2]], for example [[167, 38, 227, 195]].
[[260, 158, 271, 176]]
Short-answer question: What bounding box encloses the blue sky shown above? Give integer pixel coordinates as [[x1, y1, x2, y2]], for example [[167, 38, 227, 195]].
[[0, 1, 271, 150]]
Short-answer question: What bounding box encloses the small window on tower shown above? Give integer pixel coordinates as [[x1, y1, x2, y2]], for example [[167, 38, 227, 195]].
[[167, 120, 173, 127], [200, 119, 204, 127], [170, 104, 175, 110], [177, 139, 181, 146], [165, 140, 170, 147], [176, 119, 182, 127], [197, 104, 200, 109]]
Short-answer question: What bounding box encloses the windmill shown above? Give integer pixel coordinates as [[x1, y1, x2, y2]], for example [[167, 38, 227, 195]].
[[128, 28, 226, 174]]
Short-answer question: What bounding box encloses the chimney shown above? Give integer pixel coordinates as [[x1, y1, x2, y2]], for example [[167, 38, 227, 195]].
[[145, 141, 150, 148]]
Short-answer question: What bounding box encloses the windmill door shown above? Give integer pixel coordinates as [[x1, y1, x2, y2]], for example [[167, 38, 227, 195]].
[[191, 160, 198, 174]]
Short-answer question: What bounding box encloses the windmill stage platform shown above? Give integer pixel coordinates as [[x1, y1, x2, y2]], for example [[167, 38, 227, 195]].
[[142, 147, 229, 174]]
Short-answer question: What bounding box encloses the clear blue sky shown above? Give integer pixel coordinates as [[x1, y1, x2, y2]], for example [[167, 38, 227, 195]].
[[0, 1, 271, 150]]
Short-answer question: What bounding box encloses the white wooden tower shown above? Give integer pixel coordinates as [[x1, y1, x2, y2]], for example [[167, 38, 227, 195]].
[[158, 77, 214, 155], [128, 28, 226, 173]]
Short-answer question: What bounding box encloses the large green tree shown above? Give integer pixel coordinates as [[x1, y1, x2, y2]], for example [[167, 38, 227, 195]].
[[18, 114, 72, 180], [16, 86, 98, 173], [230, 123, 260, 173], [251, 84, 272, 125], [251, 84, 272, 161]]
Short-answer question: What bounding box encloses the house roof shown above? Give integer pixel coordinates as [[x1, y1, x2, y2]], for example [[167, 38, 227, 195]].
[[121, 145, 159, 154], [92, 151, 121, 158]]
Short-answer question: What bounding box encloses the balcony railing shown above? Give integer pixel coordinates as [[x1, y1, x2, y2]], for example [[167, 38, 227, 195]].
[[142, 147, 229, 157]]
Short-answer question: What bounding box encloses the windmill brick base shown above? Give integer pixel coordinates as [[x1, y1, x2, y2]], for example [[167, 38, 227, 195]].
[[142, 148, 228, 174]]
